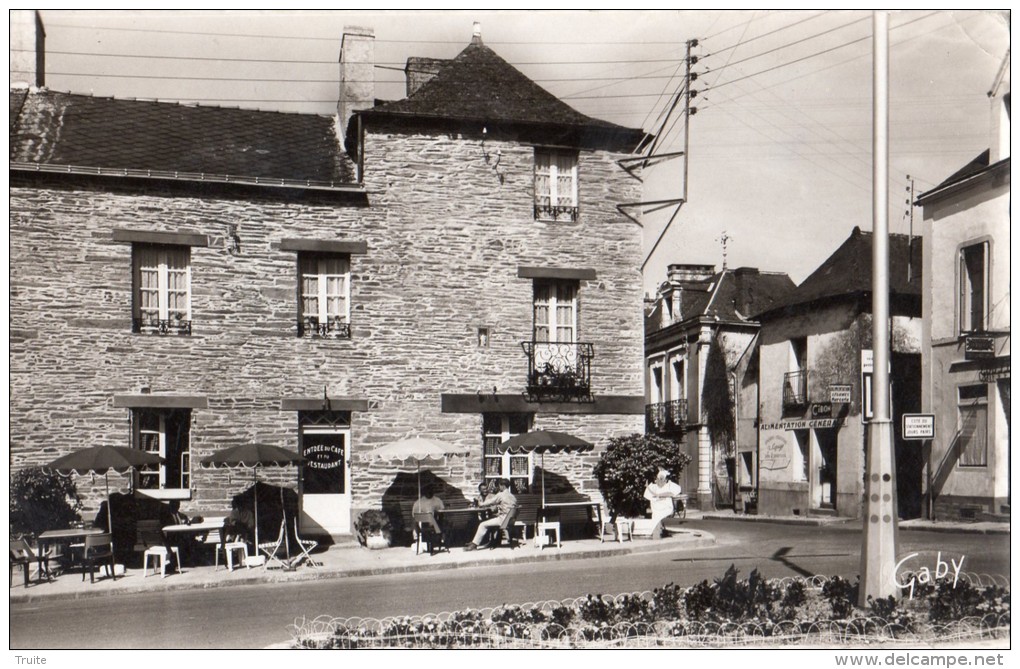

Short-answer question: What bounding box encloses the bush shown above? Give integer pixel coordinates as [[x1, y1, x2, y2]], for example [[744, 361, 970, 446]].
[[593, 433, 692, 519], [682, 565, 782, 623], [353, 509, 394, 546], [822, 575, 859, 619], [10, 467, 83, 540]]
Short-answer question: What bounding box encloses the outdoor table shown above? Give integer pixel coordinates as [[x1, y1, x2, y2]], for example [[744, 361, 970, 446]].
[[435, 507, 484, 545], [541, 501, 604, 542], [36, 527, 104, 577], [162, 519, 227, 566]]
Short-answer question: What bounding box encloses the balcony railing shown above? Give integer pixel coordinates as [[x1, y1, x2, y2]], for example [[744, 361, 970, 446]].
[[298, 316, 351, 339], [783, 370, 808, 407], [133, 317, 192, 335], [522, 341, 593, 402], [646, 399, 688, 434], [534, 203, 579, 222]]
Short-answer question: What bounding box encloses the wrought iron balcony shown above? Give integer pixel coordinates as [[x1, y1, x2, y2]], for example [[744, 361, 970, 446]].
[[534, 203, 579, 222], [646, 399, 688, 434], [132, 317, 192, 335], [963, 333, 995, 360], [298, 316, 351, 339], [783, 370, 808, 407], [522, 341, 593, 402]]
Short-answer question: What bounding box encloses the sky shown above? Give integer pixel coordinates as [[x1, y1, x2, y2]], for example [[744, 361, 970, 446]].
[[19, 9, 1011, 293]]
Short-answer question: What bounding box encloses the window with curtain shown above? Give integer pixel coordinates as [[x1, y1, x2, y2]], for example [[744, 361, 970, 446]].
[[133, 408, 191, 492], [958, 384, 988, 467], [132, 244, 191, 334], [482, 413, 532, 494], [298, 253, 351, 338], [534, 149, 578, 221]]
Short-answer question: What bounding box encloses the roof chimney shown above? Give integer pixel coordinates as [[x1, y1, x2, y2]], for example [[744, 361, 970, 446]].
[[10, 10, 45, 88], [338, 26, 375, 151], [472, 22, 483, 44], [666, 263, 715, 284], [405, 57, 447, 97]]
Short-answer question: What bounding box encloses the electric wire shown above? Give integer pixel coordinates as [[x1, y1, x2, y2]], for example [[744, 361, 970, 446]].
[[705, 11, 830, 56]]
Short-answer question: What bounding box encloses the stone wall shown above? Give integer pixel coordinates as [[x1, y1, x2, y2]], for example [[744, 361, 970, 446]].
[[9, 126, 644, 526]]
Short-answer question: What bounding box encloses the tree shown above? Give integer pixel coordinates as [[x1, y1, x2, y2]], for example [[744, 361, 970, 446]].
[[10, 467, 83, 539], [593, 434, 692, 520]]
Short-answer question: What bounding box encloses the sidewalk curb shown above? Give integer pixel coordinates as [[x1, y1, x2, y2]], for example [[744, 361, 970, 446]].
[[701, 513, 1009, 535], [700, 513, 854, 527], [9, 530, 716, 606]]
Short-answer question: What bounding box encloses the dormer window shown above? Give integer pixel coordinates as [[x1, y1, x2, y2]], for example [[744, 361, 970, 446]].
[[534, 149, 578, 222]]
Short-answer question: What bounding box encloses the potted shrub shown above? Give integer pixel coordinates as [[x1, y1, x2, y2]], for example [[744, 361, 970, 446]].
[[354, 509, 393, 549]]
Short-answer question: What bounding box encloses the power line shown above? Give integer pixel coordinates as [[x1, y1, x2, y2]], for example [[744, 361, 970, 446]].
[[705, 15, 868, 75], [706, 10, 830, 56], [42, 21, 684, 45], [23, 47, 685, 67], [705, 11, 938, 92]]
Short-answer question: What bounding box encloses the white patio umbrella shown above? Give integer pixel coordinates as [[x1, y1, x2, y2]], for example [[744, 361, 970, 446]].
[[365, 436, 471, 500]]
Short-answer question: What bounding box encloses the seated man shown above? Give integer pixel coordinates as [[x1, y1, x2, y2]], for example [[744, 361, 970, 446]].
[[412, 484, 445, 545], [464, 478, 517, 551]]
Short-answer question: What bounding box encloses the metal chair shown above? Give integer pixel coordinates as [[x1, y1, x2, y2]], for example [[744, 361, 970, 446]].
[[82, 533, 116, 583], [293, 518, 319, 566], [10, 539, 42, 587], [257, 520, 289, 570], [412, 512, 446, 555]]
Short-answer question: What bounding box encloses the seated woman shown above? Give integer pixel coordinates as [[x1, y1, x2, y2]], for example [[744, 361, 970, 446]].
[[644, 468, 683, 539]]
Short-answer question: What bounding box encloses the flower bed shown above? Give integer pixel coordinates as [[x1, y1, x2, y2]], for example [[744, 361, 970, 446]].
[[289, 567, 1010, 649]]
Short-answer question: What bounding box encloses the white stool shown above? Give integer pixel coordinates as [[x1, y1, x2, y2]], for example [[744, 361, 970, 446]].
[[614, 519, 633, 542], [534, 521, 561, 549], [143, 546, 180, 578], [215, 541, 249, 571]]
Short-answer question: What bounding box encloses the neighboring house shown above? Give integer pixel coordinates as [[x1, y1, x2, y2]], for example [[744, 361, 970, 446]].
[[916, 84, 1010, 521], [9, 16, 647, 536], [644, 264, 795, 509], [753, 228, 924, 520]]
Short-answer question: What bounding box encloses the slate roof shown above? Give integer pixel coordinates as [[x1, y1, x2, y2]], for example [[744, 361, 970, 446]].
[[756, 226, 922, 320], [9, 89, 357, 185], [645, 268, 795, 335], [363, 40, 646, 151]]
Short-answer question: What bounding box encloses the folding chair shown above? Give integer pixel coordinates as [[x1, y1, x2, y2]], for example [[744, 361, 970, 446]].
[[412, 512, 447, 555], [257, 521, 289, 569], [10, 539, 44, 587], [293, 518, 319, 567]]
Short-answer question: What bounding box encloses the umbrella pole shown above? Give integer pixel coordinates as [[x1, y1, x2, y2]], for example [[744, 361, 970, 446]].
[[541, 454, 546, 508], [106, 473, 114, 557], [253, 468, 259, 551]]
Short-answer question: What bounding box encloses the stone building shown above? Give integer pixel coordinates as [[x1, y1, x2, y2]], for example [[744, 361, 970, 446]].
[[644, 264, 794, 509], [754, 228, 924, 520], [9, 18, 647, 537], [916, 82, 1010, 521]]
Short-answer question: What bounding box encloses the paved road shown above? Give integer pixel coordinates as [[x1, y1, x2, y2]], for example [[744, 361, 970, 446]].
[[10, 520, 1009, 649]]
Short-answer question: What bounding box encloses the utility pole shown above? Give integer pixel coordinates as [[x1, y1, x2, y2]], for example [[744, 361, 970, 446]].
[[859, 10, 899, 607], [717, 230, 731, 270], [682, 38, 698, 203]]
